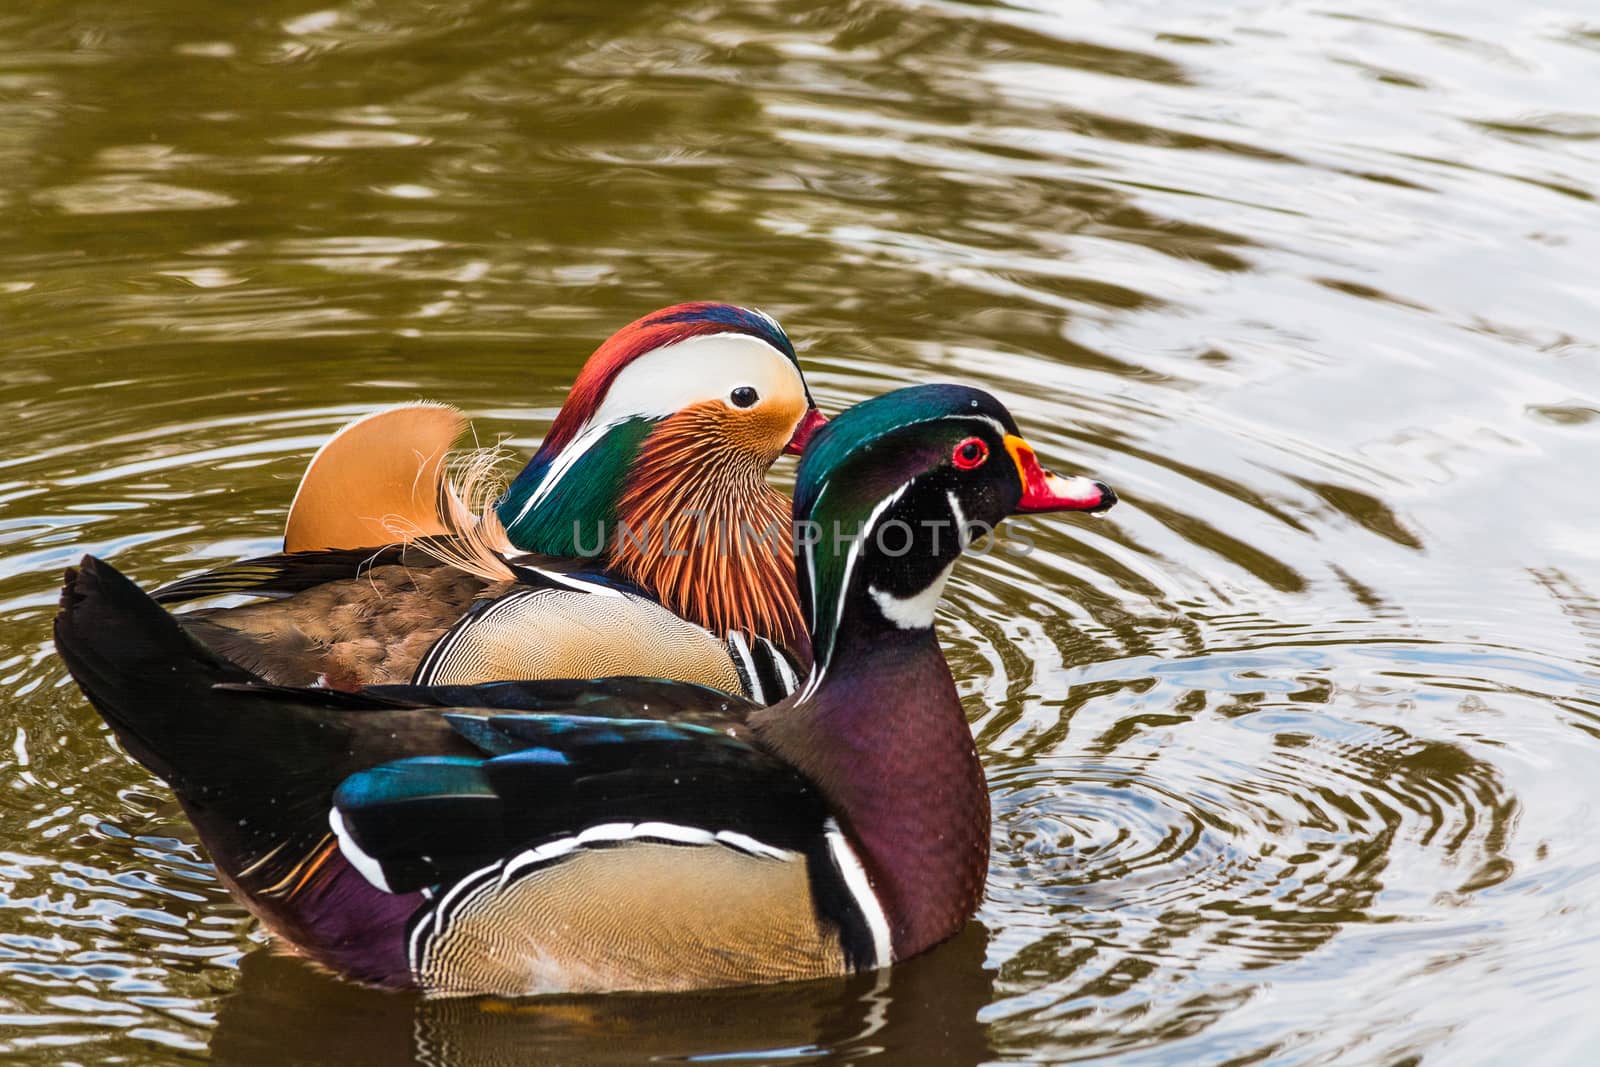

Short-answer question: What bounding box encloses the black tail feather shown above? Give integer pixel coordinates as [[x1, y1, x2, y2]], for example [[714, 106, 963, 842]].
[[54, 556, 469, 895], [55, 556, 259, 782]]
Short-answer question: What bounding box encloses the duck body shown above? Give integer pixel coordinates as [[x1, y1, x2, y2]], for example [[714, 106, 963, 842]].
[[751, 625, 989, 963], [164, 545, 761, 695], [57, 559, 863, 992], [55, 384, 1116, 995], [157, 303, 824, 698]]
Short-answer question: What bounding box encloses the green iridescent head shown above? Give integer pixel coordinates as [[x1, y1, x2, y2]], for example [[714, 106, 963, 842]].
[[793, 384, 1115, 670]]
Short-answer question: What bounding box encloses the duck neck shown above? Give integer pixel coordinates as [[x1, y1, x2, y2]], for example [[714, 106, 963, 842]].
[[752, 616, 988, 961], [497, 417, 654, 559], [497, 414, 807, 656], [610, 413, 807, 656]]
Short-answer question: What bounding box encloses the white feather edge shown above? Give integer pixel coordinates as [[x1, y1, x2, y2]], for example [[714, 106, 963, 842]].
[[826, 819, 894, 968], [726, 630, 765, 703], [510, 332, 805, 526], [329, 807, 392, 894]]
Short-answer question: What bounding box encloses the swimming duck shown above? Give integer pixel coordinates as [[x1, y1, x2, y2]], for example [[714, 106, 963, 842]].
[[156, 302, 828, 698], [54, 384, 1116, 995]]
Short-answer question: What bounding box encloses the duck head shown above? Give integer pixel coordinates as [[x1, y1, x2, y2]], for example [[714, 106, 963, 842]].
[[498, 304, 823, 552], [497, 303, 826, 649], [752, 383, 1115, 959], [792, 383, 1115, 678]]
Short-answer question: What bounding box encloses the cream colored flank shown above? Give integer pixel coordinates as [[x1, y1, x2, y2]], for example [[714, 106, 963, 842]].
[[415, 841, 847, 996]]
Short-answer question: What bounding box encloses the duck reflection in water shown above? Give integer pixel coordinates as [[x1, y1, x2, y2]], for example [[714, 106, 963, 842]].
[[210, 923, 995, 1067]]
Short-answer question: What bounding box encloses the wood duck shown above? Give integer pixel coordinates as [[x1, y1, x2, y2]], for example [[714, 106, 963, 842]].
[[54, 384, 1116, 996], [157, 302, 828, 699]]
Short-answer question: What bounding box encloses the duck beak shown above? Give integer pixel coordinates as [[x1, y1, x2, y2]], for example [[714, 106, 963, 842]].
[[1003, 435, 1117, 514], [784, 407, 829, 456]]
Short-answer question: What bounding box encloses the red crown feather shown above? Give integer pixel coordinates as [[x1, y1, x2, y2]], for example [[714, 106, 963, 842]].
[[535, 303, 801, 459]]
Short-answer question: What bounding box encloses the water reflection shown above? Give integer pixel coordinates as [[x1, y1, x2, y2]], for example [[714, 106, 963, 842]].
[[211, 925, 994, 1066], [2, 0, 1600, 1062]]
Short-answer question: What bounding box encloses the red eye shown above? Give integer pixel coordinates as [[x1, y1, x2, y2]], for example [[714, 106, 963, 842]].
[[952, 437, 988, 469]]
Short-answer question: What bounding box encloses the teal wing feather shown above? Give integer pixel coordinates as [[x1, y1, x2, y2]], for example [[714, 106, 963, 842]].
[[331, 713, 821, 894]]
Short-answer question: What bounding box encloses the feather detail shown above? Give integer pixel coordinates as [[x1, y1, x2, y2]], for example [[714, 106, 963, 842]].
[[612, 403, 804, 653], [384, 443, 518, 584], [285, 402, 467, 553], [536, 303, 801, 460]]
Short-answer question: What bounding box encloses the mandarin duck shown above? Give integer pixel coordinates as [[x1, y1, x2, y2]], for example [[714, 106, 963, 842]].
[[156, 303, 827, 700], [54, 384, 1116, 995]]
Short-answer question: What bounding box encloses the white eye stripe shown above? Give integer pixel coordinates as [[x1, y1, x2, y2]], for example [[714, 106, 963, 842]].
[[518, 333, 806, 515], [596, 333, 803, 424]]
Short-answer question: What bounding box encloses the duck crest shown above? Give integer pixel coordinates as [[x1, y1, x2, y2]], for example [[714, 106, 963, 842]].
[[539, 303, 797, 461]]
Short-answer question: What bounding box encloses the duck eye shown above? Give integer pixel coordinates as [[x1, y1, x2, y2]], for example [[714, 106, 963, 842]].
[[730, 386, 759, 408], [952, 437, 988, 469]]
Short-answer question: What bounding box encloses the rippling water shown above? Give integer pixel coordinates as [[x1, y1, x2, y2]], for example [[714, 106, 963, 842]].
[[2, 1, 1598, 1063]]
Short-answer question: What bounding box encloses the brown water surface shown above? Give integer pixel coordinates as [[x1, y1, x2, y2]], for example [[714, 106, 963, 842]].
[[1, 1, 1598, 1063]]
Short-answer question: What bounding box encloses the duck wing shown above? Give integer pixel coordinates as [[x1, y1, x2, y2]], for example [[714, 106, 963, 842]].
[[164, 549, 503, 687], [332, 712, 887, 994], [363, 675, 758, 735], [284, 401, 466, 553], [157, 547, 746, 693]]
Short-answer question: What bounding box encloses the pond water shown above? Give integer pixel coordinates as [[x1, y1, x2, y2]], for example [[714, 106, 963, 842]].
[[2, 1, 1598, 1063]]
